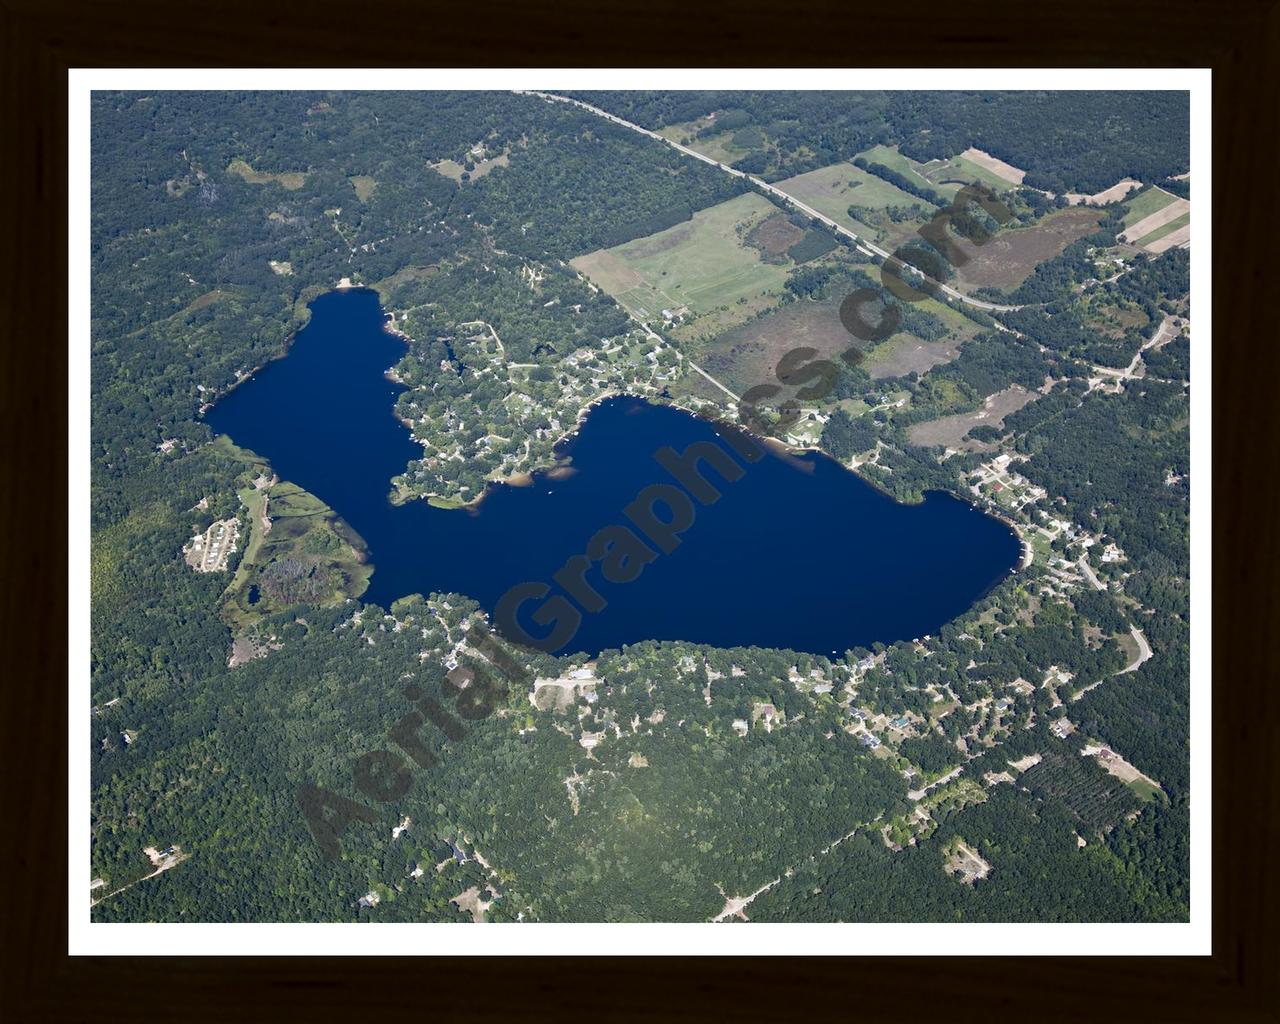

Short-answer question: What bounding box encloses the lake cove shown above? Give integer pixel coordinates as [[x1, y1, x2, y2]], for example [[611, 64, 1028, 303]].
[[206, 289, 1021, 657]]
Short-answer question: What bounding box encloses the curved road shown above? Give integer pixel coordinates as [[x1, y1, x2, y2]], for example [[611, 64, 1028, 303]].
[[519, 90, 1026, 314]]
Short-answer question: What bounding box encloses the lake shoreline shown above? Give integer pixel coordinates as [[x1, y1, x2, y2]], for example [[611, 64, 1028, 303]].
[[206, 287, 1022, 656], [202, 282, 1014, 534]]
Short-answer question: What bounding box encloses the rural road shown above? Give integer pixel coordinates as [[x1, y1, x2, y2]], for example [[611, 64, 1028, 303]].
[[907, 764, 964, 802], [634, 296, 742, 402], [1090, 315, 1180, 386], [1072, 625, 1153, 701], [1077, 554, 1107, 591], [521, 91, 1026, 314], [1119, 626, 1153, 674], [1141, 315, 1179, 358]]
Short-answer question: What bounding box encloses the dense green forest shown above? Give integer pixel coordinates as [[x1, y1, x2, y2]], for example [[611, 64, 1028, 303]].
[[565, 91, 1190, 192], [89, 91, 1191, 924]]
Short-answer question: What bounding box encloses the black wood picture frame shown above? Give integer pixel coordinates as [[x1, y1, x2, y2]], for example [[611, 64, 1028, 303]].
[[3, 0, 1275, 1018]]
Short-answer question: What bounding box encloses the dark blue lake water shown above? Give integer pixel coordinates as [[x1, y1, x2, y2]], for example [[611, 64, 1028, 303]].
[[206, 289, 1020, 657]]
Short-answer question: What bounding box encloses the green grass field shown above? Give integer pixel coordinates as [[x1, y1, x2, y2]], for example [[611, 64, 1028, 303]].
[[657, 117, 771, 168], [773, 161, 932, 246], [1029, 530, 1055, 564], [657, 122, 698, 143], [684, 130, 751, 165], [1122, 186, 1179, 228], [934, 155, 1016, 194], [858, 144, 1015, 198], [571, 193, 794, 324], [267, 483, 330, 519], [1126, 778, 1164, 803], [858, 144, 938, 187]]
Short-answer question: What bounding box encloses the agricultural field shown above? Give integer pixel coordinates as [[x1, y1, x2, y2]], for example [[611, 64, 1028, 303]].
[[773, 161, 935, 248], [1120, 186, 1180, 228], [951, 206, 1103, 292], [570, 193, 797, 340], [957, 147, 1025, 186], [1120, 192, 1191, 253], [692, 292, 856, 398], [747, 212, 807, 258], [1134, 212, 1191, 253], [857, 144, 942, 188], [1066, 179, 1142, 206], [744, 213, 838, 265], [859, 143, 1017, 198], [693, 289, 980, 399]]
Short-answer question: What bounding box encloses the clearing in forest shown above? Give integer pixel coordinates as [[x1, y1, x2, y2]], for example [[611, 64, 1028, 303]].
[[907, 385, 1038, 450], [349, 175, 377, 201], [943, 837, 992, 884], [1080, 744, 1164, 802], [431, 151, 510, 183], [657, 112, 770, 168], [226, 158, 307, 190], [451, 886, 495, 923], [860, 299, 982, 379], [213, 436, 372, 633]]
